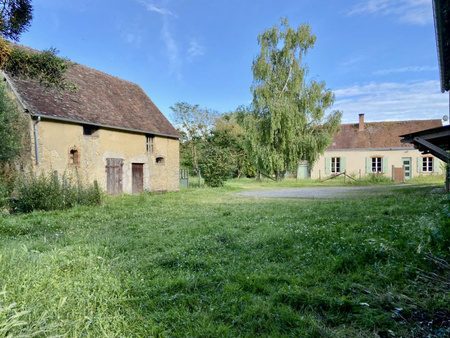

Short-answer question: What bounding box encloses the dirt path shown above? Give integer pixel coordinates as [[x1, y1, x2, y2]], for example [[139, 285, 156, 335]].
[[235, 185, 405, 199]]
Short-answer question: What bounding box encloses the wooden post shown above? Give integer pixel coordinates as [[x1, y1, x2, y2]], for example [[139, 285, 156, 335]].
[[446, 163, 449, 192]]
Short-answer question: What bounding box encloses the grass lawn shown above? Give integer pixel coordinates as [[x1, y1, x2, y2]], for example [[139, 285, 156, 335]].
[[0, 179, 449, 336]]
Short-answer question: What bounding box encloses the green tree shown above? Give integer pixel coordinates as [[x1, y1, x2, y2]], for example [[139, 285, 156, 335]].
[[212, 112, 256, 178], [0, 81, 20, 163], [170, 102, 218, 175], [0, 0, 33, 41], [242, 18, 341, 181]]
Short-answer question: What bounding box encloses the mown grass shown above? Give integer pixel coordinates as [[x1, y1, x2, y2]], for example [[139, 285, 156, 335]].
[[0, 180, 448, 336]]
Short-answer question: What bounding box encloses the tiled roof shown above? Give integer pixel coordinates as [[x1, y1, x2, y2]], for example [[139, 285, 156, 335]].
[[4, 45, 181, 138], [328, 119, 443, 150]]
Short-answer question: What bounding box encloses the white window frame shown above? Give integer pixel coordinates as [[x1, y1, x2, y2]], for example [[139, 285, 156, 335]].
[[331, 157, 340, 173], [372, 157, 382, 173], [422, 157, 433, 172]]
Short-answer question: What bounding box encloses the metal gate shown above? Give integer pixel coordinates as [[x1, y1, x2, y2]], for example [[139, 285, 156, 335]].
[[106, 158, 123, 195], [180, 169, 189, 188]]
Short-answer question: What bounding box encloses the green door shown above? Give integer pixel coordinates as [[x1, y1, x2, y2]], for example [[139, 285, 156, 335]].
[[298, 163, 310, 179], [402, 157, 412, 180]]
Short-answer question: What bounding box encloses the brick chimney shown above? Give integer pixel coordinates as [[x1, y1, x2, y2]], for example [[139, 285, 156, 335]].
[[359, 114, 365, 131]]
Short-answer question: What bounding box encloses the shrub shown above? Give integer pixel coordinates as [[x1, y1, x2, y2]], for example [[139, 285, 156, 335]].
[[199, 147, 232, 187], [9, 172, 102, 213]]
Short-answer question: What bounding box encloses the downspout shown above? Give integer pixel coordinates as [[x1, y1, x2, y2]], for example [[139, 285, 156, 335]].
[[34, 116, 41, 164]]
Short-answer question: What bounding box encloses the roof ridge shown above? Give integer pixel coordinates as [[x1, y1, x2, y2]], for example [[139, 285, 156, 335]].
[[8, 41, 140, 88], [341, 118, 442, 126]]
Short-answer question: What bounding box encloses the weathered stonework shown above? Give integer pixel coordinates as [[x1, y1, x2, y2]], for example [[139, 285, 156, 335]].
[[25, 119, 180, 193], [2, 45, 181, 194]]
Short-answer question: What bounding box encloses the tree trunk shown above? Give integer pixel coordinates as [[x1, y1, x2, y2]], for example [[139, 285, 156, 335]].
[[276, 169, 281, 182]]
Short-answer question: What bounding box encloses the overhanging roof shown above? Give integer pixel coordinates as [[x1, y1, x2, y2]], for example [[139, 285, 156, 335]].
[[433, 0, 450, 92], [400, 125, 450, 162]]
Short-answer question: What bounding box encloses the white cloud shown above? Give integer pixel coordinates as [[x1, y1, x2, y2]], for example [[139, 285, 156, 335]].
[[137, 0, 182, 78], [347, 0, 432, 25], [187, 38, 206, 61], [332, 80, 448, 123], [136, 0, 176, 17], [373, 65, 438, 75]]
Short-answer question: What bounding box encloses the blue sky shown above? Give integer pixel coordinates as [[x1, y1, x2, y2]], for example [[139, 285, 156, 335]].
[[18, 0, 448, 124]]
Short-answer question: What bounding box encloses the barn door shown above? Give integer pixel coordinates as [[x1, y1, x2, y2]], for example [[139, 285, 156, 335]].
[[106, 158, 123, 195], [132, 163, 144, 194]]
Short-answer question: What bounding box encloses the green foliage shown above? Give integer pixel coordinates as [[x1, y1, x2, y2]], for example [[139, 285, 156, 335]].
[[0, 0, 33, 41], [170, 102, 218, 174], [198, 145, 232, 187], [10, 172, 101, 213], [0, 82, 21, 163], [242, 18, 341, 180], [212, 112, 256, 178], [3, 44, 77, 92]]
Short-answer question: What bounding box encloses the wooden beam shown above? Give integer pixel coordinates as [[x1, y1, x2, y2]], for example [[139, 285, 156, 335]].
[[413, 137, 450, 162]]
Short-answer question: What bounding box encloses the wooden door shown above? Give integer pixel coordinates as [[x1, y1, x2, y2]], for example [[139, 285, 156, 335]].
[[106, 158, 123, 195], [132, 163, 144, 194]]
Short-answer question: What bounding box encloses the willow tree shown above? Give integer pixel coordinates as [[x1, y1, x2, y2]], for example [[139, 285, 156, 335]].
[[242, 18, 341, 181]]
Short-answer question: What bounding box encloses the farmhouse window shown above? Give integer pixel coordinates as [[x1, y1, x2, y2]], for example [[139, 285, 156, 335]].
[[156, 157, 165, 165], [146, 135, 154, 153], [372, 157, 382, 173], [422, 157, 433, 172], [366, 156, 388, 174], [325, 157, 346, 174], [331, 157, 340, 173]]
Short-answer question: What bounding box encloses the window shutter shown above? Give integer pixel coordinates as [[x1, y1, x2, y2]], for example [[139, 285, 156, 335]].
[[325, 157, 331, 174], [433, 157, 440, 173], [365, 157, 371, 173], [341, 157, 346, 172], [417, 157, 423, 173], [382, 157, 389, 173]]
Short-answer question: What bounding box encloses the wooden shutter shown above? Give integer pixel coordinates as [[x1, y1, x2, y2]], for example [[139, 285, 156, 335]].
[[417, 157, 423, 173], [341, 157, 346, 172], [382, 157, 389, 173], [325, 157, 331, 174], [365, 157, 371, 173], [433, 157, 440, 173]]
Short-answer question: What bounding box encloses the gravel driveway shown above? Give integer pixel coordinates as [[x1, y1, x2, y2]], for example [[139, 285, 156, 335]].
[[235, 185, 403, 199]]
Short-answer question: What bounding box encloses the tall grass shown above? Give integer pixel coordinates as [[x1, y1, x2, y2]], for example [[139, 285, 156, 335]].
[[0, 181, 448, 336], [7, 172, 101, 213]]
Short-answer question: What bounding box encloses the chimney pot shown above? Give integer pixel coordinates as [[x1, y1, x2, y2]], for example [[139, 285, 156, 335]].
[[359, 114, 365, 131]]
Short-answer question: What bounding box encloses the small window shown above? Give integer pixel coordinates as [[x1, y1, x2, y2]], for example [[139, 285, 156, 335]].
[[69, 147, 79, 165], [331, 157, 340, 173], [83, 125, 99, 136], [423, 157, 433, 172], [146, 135, 154, 153], [156, 157, 165, 165], [372, 157, 382, 173]]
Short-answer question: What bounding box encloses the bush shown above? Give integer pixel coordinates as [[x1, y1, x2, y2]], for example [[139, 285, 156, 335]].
[[9, 172, 102, 213], [199, 147, 232, 187]]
